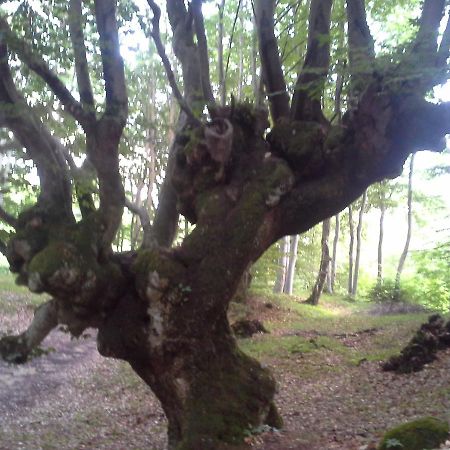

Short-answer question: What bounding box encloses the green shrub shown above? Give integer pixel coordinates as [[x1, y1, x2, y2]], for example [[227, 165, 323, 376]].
[[378, 416, 449, 450], [368, 279, 409, 303]]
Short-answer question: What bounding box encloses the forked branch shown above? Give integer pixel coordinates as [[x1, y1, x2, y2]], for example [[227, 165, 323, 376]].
[[94, 0, 127, 125], [0, 42, 73, 217], [0, 16, 91, 128], [68, 0, 96, 115], [345, 0, 375, 97], [191, 0, 216, 105], [413, 0, 446, 58], [255, 0, 290, 121], [147, 0, 202, 126], [291, 0, 332, 122]]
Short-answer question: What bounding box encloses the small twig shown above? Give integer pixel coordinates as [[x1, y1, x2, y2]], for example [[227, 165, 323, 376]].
[[146, 0, 201, 127]]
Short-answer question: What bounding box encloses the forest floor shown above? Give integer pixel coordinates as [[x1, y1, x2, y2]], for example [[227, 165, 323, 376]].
[[1, 273, 450, 450]]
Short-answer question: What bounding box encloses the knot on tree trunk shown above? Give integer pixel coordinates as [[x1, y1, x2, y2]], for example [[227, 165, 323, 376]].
[[171, 102, 273, 224], [6, 209, 126, 335]]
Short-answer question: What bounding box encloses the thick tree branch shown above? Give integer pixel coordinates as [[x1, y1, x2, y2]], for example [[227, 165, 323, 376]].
[[274, 90, 450, 239], [345, 0, 375, 99], [88, 0, 127, 251], [191, 0, 216, 105], [291, 0, 332, 122], [68, 0, 96, 115], [149, 0, 209, 247], [437, 13, 450, 67], [413, 0, 446, 59], [0, 299, 58, 363], [0, 16, 90, 128], [147, 0, 201, 125], [0, 42, 74, 218], [255, 0, 290, 121], [94, 0, 127, 124]]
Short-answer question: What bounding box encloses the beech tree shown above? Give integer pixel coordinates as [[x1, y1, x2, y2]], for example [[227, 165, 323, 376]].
[[1, 0, 450, 449]]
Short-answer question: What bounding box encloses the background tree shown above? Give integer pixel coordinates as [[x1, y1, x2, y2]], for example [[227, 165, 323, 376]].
[[395, 154, 415, 298], [352, 190, 367, 297], [1, 0, 450, 449], [306, 218, 331, 305]]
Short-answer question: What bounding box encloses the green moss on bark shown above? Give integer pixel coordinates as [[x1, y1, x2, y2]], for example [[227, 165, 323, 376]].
[[267, 119, 325, 167], [133, 249, 187, 301], [176, 348, 278, 449]]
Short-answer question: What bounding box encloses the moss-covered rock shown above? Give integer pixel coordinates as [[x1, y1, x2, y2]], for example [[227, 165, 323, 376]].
[[378, 417, 449, 450]]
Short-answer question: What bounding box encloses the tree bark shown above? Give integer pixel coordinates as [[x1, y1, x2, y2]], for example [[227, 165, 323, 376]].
[[283, 235, 299, 295], [330, 213, 340, 292], [347, 205, 355, 296], [351, 190, 367, 297], [306, 218, 331, 305], [395, 154, 415, 297], [128, 325, 280, 450], [218, 0, 226, 106], [273, 237, 290, 293], [377, 203, 386, 285]]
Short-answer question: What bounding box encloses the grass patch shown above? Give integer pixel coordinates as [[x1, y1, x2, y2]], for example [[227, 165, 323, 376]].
[[237, 291, 437, 369], [0, 271, 44, 314]]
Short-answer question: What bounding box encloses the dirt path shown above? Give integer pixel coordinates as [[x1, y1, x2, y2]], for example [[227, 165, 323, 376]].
[[0, 323, 167, 450], [0, 329, 99, 420], [2, 308, 450, 450]]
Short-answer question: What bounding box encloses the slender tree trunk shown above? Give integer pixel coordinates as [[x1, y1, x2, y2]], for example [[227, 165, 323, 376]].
[[130, 177, 145, 249], [330, 213, 340, 292], [352, 190, 367, 297], [306, 219, 331, 305], [251, 10, 264, 107], [218, 0, 226, 106], [347, 205, 355, 296], [377, 203, 386, 286], [238, 15, 244, 101], [324, 267, 332, 294], [273, 237, 289, 293], [395, 154, 415, 297], [283, 235, 299, 295]]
